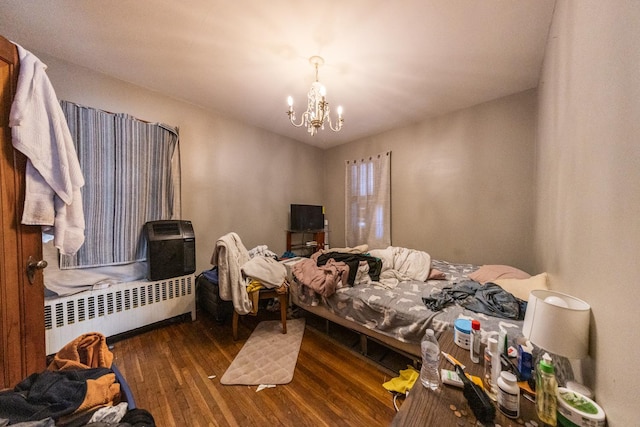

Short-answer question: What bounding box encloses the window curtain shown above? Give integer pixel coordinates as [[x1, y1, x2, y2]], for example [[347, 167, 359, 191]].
[[58, 101, 180, 269], [345, 151, 391, 248]]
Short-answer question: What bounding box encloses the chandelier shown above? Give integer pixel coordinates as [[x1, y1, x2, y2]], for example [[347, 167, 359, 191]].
[[286, 56, 343, 136]]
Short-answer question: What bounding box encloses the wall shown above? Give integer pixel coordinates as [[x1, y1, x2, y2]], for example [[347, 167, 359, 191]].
[[535, 1, 640, 425], [324, 90, 537, 272], [36, 52, 325, 272]]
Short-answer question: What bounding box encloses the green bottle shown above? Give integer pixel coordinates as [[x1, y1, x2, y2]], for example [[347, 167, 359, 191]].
[[536, 353, 558, 426]]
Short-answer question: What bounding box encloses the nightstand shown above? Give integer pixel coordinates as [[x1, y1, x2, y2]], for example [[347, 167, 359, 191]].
[[391, 329, 542, 426]]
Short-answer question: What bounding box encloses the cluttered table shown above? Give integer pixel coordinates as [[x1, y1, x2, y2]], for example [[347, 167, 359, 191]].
[[390, 330, 542, 427]]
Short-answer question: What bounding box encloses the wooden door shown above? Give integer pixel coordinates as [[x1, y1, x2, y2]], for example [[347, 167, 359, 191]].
[[0, 35, 46, 388]]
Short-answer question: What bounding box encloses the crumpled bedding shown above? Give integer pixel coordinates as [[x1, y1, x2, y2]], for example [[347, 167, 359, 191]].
[[292, 259, 526, 347], [291, 258, 349, 297], [422, 280, 526, 320], [291, 246, 431, 297], [369, 246, 431, 288]]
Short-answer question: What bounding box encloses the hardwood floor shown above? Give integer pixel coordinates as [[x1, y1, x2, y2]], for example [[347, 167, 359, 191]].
[[109, 310, 401, 426]]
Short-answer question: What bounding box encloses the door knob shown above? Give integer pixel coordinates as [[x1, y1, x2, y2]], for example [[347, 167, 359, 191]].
[[26, 256, 48, 285]]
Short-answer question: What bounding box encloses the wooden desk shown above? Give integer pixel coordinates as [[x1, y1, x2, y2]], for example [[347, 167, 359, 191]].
[[391, 330, 541, 427]]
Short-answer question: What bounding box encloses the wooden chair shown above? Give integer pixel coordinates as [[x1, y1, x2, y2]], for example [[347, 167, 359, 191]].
[[232, 287, 288, 340]]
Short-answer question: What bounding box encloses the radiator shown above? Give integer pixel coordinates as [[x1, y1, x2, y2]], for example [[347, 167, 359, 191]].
[[44, 274, 196, 355]]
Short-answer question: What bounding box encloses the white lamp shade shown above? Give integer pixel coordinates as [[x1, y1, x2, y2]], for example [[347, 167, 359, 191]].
[[522, 290, 590, 359]]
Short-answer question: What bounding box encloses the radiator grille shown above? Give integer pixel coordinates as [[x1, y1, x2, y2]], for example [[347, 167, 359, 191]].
[[55, 302, 63, 327], [88, 296, 96, 319], [78, 299, 86, 322], [44, 274, 195, 355], [107, 293, 114, 315], [98, 295, 105, 317], [66, 301, 75, 325], [44, 305, 52, 329]]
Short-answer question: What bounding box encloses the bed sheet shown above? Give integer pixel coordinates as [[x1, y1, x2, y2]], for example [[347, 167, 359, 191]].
[[292, 259, 525, 346]]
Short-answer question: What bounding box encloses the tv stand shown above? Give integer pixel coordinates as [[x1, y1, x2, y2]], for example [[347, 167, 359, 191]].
[[286, 230, 325, 257]]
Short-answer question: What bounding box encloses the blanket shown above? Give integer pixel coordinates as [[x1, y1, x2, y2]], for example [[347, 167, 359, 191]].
[[210, 232, 252, 315], [422, 280, 525, 320], [369, 246, 432, 288]]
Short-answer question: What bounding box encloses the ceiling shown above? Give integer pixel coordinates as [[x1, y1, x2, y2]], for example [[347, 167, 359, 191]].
[[0, 0, 556, 148]]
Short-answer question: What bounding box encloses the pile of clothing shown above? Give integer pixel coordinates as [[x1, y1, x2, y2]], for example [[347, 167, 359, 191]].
[[0, 333, 154, 426], [210, 232, 288, 316]]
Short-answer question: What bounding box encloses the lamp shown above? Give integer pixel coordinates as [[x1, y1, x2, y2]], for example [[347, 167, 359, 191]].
[[522, 290, 591, 384], [286, 56, 343, 136]]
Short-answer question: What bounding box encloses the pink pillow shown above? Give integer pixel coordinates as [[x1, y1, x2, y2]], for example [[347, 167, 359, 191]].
[[468, 264, 531, 283]]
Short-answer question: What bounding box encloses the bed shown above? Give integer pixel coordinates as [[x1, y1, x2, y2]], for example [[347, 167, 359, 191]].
[[43, 240, 196, 355], [288, 247, 537, 360]]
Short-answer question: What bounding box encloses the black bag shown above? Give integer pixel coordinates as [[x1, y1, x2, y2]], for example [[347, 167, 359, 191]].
[[196, 269, 233, 323]]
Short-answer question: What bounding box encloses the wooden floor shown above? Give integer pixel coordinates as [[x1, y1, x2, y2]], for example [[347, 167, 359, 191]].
[[109, 310, 400, 426]]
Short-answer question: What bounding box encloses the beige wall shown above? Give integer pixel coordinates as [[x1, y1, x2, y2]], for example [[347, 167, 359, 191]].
[[324, 90, 537, 272], [535, 1, 639, 425], [37, 52, 325, 272]]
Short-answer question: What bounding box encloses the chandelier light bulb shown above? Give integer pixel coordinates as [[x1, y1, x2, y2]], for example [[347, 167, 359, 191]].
[[287, 96, 293, 107]]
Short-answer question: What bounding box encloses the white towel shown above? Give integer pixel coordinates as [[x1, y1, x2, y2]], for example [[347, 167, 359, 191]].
[[210, 232, 252, 315], [9, 43, 85, 255]]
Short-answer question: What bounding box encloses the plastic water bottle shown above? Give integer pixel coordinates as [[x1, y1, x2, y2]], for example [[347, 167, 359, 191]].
[[420, 329, 441, 390]]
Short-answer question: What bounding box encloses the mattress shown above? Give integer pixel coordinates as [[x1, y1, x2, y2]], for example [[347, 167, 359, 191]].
[[291, 259, 526, 351]]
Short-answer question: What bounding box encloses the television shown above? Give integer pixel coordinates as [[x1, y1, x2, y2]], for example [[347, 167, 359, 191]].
[[290, 204, 324, 231]]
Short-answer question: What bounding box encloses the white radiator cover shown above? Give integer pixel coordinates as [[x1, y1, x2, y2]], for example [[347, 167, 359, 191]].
[[44, 274, 196, 355]]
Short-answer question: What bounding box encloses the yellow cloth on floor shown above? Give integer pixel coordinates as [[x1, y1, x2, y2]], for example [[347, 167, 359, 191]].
[[383, 366, 419, 394], [246, 279, 264, 315]]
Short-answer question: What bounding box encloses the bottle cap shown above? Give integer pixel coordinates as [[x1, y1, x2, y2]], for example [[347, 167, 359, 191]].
[[425, 328, 435, 337], [500, 371, 517, 383], [540, 353, 555, 374], [471, 320, 480, 330], [454, 318, 471, 334], [488, 337, 498, 352]]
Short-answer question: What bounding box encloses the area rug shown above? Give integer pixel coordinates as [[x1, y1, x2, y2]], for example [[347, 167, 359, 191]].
[[220, 318, 306, 385]]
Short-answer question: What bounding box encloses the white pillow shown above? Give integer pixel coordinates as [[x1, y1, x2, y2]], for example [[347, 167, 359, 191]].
[[493, 272, 549, 301]]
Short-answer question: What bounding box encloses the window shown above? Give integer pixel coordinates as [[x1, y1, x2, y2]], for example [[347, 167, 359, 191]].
[[59, 101, 180, 269], [345, 152, 391, 248]]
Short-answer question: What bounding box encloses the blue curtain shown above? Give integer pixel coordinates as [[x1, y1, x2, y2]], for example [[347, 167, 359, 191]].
[[59, 101, 179, 269]]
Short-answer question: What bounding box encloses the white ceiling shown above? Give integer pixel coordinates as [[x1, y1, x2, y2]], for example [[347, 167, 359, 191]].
[[0, 0, 556, 148]]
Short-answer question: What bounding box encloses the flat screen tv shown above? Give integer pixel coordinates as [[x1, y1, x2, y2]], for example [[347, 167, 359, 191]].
[[290, 204, 324, 231]]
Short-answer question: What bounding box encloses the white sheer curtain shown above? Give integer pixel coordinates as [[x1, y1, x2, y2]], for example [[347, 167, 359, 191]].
[[345, 151, 391, 248]]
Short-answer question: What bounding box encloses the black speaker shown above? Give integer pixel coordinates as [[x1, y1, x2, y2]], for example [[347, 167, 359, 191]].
[[145, 220, 195, 280]]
